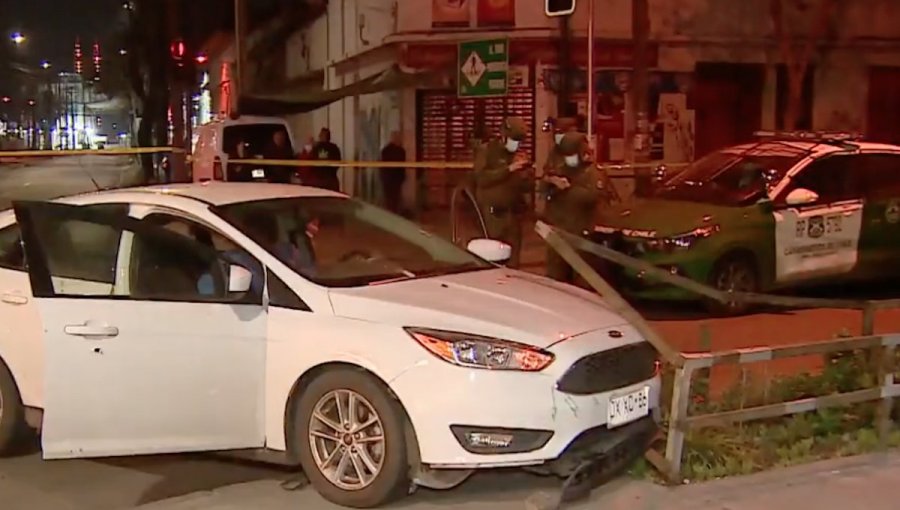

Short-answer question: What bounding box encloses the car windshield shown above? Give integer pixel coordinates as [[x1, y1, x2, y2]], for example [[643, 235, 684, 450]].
[[655, 144, 806, 206], [216, 196, 492, 287]]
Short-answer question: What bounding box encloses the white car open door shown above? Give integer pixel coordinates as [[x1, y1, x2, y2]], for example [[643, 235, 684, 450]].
[[14, 200, 267, 459]]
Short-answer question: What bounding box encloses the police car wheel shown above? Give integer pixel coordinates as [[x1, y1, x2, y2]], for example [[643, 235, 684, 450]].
[[0, 357, 27, 457], [706, 254, 758, 316]]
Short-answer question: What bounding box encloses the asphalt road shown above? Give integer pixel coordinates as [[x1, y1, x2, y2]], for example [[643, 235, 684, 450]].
[[0, 154, 144, 209]]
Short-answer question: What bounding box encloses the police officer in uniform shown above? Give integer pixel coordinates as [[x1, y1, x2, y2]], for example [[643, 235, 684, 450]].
[[542, 132, 602, 283], [472, 117, 533, 268], [542, 117, 579, 177]]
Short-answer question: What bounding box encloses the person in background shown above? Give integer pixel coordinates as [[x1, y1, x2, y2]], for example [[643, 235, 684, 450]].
[[380, 131, 407, 215], [296, 136, 317, 185], [263, 129, 295, 184], [312, 127, 342, 192], [227, 138, 250, 181]]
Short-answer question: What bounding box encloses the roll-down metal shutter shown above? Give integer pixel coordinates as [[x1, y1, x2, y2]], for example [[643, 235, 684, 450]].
[[416, 86, 535, 208]]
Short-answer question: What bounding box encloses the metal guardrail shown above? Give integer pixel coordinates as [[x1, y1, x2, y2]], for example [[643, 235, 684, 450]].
[[535, 221, 899, 484]]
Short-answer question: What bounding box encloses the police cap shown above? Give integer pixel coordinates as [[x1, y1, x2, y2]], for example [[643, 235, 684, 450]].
[[558, 132, 587, 156], [502, 117, 528, 141]]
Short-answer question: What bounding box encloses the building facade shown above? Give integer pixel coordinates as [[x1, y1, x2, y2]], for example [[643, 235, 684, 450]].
[[211, 0, 900, 206]]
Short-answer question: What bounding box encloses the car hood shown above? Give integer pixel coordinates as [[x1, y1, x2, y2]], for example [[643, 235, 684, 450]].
[[327, 269, 628, 349], [595, 198, 730, 238]]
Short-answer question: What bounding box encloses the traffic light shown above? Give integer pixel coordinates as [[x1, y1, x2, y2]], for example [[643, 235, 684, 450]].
[[170, 39, 186, 67], [546, 0, 576, 16]]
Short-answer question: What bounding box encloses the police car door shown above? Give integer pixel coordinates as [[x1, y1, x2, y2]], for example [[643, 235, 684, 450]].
[[773, 154, 864, 284]]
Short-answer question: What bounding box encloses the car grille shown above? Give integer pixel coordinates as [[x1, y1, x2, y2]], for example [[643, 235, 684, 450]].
[[556, 341, 658, 395]]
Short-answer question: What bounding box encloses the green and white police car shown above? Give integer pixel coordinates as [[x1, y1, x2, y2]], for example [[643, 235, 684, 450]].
[[589, 131, 900, 314]]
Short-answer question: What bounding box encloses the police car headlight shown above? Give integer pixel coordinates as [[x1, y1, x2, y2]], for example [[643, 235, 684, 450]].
[[644, 225, 720, 253]]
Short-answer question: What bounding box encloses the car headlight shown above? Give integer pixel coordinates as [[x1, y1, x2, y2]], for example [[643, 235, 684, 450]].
[[642, 224, 719, 253], [405, 328, 555, 372]]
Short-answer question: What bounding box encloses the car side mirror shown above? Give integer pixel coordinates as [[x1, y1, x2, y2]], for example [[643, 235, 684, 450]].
[[785, 188, 819, 206], [228, 264, 253, 293], [467, 239, 511, 263]]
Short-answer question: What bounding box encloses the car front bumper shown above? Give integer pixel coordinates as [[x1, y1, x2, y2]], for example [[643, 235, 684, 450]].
[[388, 328, 662, 469]]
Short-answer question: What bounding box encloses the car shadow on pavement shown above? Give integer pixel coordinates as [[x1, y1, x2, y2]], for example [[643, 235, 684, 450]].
[[96, 454, 290, 506]]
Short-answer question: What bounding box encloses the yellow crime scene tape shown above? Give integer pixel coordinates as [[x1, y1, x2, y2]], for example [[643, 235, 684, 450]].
[[0, 147, 690, 174]]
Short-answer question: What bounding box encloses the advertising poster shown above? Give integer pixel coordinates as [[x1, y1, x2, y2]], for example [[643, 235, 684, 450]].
[[432, 0, 471, 28], [477, 0, 515, 27]]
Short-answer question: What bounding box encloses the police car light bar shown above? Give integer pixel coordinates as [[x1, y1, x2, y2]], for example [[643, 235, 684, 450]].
[[753, 130, 863, 142]]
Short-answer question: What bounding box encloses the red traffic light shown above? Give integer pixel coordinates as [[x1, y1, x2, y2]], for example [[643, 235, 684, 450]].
[[1, 96, 11, 103], [170, 40, 185, 60]]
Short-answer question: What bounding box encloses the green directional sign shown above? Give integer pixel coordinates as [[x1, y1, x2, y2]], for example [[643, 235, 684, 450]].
[[457, 38, 509, 98]]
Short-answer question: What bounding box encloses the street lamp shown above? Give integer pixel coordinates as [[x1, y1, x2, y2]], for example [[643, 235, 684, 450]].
[[10, 32, 25, 45], [40, 60, 51, 70]]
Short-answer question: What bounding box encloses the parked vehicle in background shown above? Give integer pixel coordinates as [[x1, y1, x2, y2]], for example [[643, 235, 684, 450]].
[[192, 115, 296, 183], [587, 131, 900, 314], [0, 183, 661, 508]]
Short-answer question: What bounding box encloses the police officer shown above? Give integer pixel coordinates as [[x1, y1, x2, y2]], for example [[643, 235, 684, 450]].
[[542, 132, 602, 283], [542, 117, 578, 177], [472, 117, 532, 268]]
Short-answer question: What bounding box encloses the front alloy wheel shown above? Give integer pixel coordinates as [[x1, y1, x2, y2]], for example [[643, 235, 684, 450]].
[[309, 389, 386, 491], [294, 368, 410, 508]]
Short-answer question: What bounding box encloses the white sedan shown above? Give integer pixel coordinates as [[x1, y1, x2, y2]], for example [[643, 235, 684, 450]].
[[0, 183, 661, 507]]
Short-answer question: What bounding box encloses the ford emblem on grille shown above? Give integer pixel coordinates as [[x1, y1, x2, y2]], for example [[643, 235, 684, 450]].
[[608, 330, 623, 338]]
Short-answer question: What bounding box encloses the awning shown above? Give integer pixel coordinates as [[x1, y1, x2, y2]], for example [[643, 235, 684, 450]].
[[238, 64, 446, 116]]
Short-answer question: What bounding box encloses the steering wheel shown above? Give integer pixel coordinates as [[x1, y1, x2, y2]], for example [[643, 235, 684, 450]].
[[339, 249, 376, 263]]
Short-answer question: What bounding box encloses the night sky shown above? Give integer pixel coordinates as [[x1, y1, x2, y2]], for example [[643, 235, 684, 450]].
[[1, 0, 123, 73]]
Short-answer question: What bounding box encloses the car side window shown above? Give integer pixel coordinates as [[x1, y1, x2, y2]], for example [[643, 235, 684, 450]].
[[860, 153, 900, 201], [267, 269, 310, 311], [778, 155, 862, 206], [130, 213, 263, 304], [0, 224, 25, 271], [36, 204, 127, 288]]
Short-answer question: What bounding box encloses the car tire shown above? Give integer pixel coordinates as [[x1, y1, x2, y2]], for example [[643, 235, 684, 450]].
[[706, 253, 759, 316], [293, 367, 411, 508], [0, 358, 26, 457]]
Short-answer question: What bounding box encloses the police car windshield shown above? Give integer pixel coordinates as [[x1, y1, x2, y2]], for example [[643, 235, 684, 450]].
[[655, 146, 804, 206], [216, 197, 491, 287]]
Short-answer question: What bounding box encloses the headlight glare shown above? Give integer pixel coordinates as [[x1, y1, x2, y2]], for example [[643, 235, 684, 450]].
[[643, 224, 719, 253], [405, 328, 554, 371]]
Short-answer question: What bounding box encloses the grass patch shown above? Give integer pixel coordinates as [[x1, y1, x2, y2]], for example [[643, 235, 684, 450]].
[[640, 349, 899, 482]]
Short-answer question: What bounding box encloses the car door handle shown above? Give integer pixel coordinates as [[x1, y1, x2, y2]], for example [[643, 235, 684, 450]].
[[0, 293, 28, 305], [63, 324, 119, 338]]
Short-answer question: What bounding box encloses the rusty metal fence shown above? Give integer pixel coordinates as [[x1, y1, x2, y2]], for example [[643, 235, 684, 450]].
[[535, 221, 900, 483]]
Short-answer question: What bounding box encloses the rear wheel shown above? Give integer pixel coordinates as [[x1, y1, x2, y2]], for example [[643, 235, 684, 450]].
[[706, 254, 759, 316], [0, 358, 26, 457], [293, 368, 410, 508]]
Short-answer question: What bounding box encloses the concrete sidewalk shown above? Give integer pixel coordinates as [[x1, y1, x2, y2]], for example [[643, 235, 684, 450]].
[[130, 452, 900, 510]]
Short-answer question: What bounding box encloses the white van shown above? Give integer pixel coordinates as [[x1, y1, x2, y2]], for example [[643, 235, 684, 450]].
[[192, 115, 297, 183]]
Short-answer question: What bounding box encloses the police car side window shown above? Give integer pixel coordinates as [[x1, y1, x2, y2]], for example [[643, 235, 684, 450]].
[[860, 154, 900, 201], [782, 155, 860, 205]]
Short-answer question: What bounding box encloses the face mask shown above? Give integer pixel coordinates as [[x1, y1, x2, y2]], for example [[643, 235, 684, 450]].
[[505, 138, 520, 153], [565, 155, 580, 167], [554, 133, 564, 145]]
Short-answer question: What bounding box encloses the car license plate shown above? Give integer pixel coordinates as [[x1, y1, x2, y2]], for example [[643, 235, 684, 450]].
[[251, 168, 265, 178], [607, 386, 650, 428]]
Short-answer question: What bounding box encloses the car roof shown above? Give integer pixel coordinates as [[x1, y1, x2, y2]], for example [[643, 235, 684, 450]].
[[62, 182, 345, 207], [725, 140, 900, 157]]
